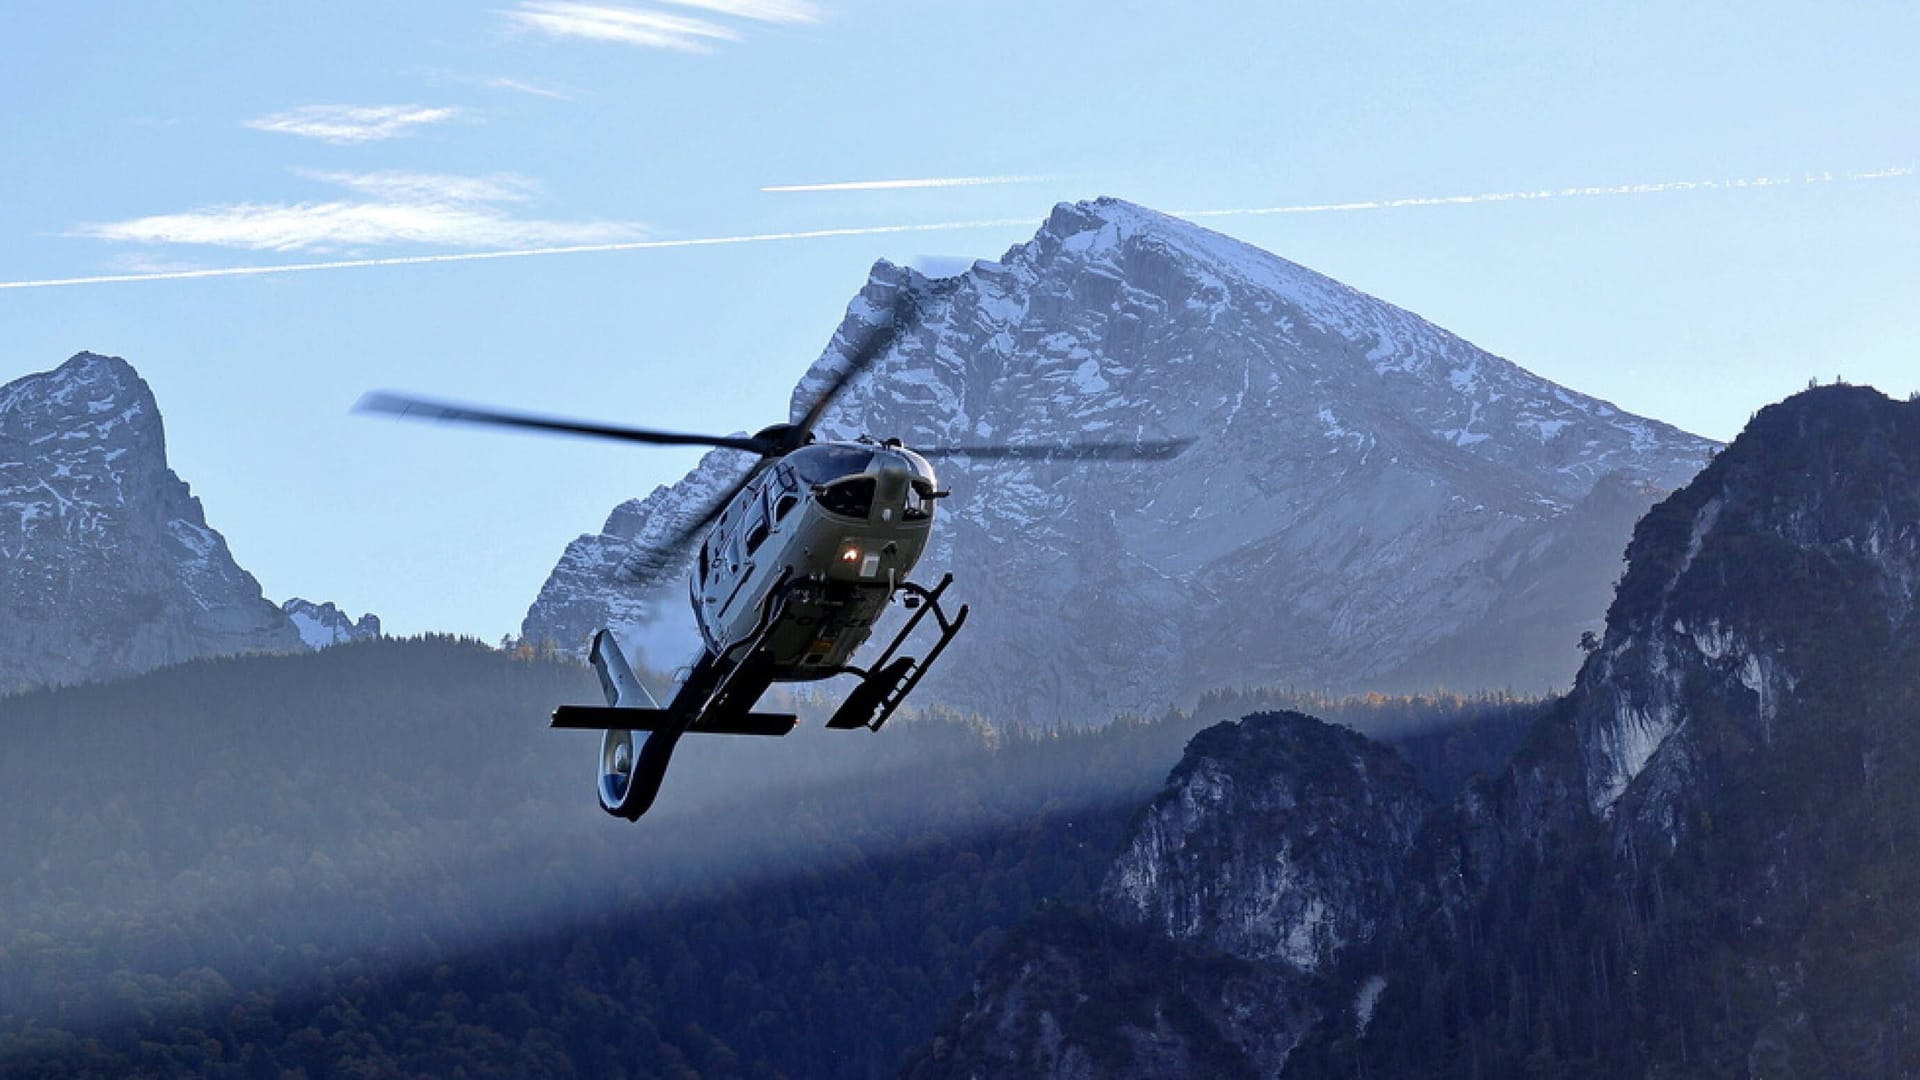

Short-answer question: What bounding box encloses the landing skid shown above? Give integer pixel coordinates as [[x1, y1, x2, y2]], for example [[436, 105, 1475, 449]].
[[825, 573, 968, 732], [560, 571, 966, 822]]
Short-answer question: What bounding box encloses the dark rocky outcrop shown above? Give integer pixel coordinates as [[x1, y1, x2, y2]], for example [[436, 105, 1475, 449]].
[[910, 712, 1434, 1077], [923, 385, 1920, 1077], [1324, 384, 1920, 1076]]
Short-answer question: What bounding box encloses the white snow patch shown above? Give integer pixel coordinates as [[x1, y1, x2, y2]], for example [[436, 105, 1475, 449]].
[[290, 610, 342, 650], [168, 519, 217, 560], [972, 286, 1026, 327], [1071, 359, 1110, 394], [1355, 975, 1389, 1035], [1448, 359, 1480, 395]]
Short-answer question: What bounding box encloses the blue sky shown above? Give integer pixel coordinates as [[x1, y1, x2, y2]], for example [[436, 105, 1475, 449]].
[[3, 1, 1916, 640]]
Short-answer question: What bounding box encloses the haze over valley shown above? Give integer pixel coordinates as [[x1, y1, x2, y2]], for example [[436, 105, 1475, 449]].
[[7, 5, 1920, 1064]]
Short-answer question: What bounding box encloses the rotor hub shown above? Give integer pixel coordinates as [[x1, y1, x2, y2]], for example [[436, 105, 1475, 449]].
[[751, 422, 813, 457]]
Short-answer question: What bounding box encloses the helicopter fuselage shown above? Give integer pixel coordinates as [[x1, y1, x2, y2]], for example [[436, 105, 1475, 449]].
[[564, 438, 968, 821], [692, 440, 941, 680]]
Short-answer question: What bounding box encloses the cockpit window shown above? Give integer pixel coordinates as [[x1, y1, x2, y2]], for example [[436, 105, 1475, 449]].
[[905, 480, 935, 521], [817, 476, 876, 519], [787, 444, 874, 486]]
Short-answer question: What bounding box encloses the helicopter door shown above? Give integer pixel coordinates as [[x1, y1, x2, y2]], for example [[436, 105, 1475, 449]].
[[741, 498, 770, 558], [711, 496, 766, 619]]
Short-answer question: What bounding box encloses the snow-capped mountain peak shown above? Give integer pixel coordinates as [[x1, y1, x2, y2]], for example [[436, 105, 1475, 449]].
[[0, 352, 304, 692], [525, 200, 1716, 724]]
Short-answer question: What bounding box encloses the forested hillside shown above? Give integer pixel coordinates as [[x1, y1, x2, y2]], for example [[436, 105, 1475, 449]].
[[0, 638, 1536, 1076]]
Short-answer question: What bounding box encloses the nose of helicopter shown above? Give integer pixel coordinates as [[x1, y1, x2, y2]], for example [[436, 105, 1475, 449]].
[[871, 462, 911, 521]]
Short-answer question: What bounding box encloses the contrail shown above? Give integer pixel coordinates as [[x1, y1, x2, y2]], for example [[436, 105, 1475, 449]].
[[1174, 167, 1912, 219], [4, 167, 1908, 292], [761, 175, 1052, 193], [0, 218, 1033, 290]]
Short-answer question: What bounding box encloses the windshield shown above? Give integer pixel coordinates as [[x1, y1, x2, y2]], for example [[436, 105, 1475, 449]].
[[817, 476, 876, 518], [786, 443, 873, 486]]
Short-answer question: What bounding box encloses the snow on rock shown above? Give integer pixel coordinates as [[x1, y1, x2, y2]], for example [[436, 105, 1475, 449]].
[[0, 353, 304, 693], [282, 598, 382, 649], [524, 198, 1717, 725], [1354, 975, 1389, 1036]]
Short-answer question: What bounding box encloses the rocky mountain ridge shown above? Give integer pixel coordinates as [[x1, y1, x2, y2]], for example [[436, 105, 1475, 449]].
[[0, 353, 304, 693], [918, 384, 1920, 1076], [281, 598, 382, 649], [525, 198, 1716, 724]]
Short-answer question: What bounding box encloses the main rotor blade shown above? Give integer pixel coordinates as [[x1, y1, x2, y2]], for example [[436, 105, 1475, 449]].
[[615, 459, 770, 587], [917, 437, 1195, 461], [355, 391, 770, 454], [792, 292, 917, 436]]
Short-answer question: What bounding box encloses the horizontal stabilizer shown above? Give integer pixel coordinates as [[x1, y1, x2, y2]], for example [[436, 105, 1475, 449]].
[[551, 705, 797, 737]]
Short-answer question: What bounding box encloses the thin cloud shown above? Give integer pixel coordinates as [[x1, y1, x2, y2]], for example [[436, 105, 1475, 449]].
[[105, 253, 211, 276], [762, 175, 1052, 193], [654, 0, 821, 22], [485, 76, 574, 100], [503, 2, 739, 52], [299, 169, 543, 205], [13, 166, 1911, 291], [243, 104, 465, 145], [70, 171, 643, 254]]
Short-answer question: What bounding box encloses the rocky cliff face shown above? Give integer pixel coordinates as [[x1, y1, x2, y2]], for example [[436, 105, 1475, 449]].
[[0, 353, 303, 693], [281, 598, 382, 649], [911, 711, 1432, 1078], [1101, 714, 1431, 970], [923, 385, 1920, 1077], [1574, 386, 1920, 836], [1311, 384, 1920, 1075], [524, 199, 1716, 724]]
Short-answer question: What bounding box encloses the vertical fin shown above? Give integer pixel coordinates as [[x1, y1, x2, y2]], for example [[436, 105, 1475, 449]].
[[589, 629, 662, 708]]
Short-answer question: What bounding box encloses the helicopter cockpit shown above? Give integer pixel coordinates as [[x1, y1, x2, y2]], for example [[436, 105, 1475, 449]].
[[784, 441, 940, 523]]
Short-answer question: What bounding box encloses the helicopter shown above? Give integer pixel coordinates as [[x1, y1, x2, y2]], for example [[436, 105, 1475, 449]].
[[357, 295, 1189, 820]]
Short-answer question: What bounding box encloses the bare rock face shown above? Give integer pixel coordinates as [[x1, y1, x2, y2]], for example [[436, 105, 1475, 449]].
[[0, 353, 303, 693], [1561, 385, 1920, 843], [1102, 713, 1431, 970], [526, 198, 1717, 724], [1307, 385, 1920, 1076], [910, 711, 1432, 1079]]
